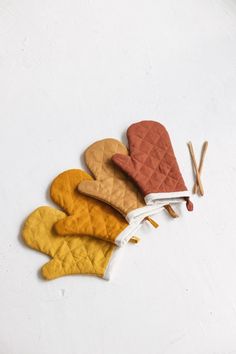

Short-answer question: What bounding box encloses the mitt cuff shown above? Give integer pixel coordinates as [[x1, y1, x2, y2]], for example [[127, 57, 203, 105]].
[[126, 205, 164, 225], [144, 191, 190, 205], [103, 247, 121, 280], [115, 222, 142, 247]]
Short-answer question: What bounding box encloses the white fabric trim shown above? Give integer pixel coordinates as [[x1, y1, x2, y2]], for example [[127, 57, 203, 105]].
[[115, 222, 142, 247], [126, 204, 164, 225], [103, 247, 121, 281], [144, 191, 190, 205]]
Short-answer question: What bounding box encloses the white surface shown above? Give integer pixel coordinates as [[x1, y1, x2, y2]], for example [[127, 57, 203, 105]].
[[1, 1, 236, 353]]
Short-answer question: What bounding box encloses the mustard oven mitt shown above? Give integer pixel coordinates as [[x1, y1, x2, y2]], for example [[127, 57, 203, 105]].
[[78, 139, 165, 230], [50, 169, 140, 247], [22, 206, 121, 280]]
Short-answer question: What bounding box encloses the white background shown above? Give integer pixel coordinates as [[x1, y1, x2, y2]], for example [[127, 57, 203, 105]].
[[1, 1, 236, 353]]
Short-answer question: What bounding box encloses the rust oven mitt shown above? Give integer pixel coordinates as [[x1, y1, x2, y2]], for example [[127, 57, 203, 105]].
[[78, 139, 164, 234], [112, 121, 193, 211], [50, 169, 140, 247], [22, 206, 120, 280]]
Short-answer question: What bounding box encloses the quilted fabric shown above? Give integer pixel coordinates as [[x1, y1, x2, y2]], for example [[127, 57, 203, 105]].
[[50, 169, 139, 246], [78, 139, 163, 224], [112, 121, 193, 211], [22, 206, 117, 280]]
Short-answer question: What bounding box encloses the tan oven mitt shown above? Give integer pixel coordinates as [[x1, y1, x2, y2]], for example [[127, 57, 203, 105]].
[[78, 139, 165, 232], [22, 206, 120, 280], [50, 169, 140, 247], [112, 121, 193, 211]]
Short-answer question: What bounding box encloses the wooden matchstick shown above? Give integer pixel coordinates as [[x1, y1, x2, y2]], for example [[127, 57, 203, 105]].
[[193, 141, 208, 194], [187, 142, 204, 196]]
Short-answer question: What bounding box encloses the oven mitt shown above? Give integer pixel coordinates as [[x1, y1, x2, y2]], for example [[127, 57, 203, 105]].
[[50, 169, 141, 247], [78, 139, 164, 229], [112, 121, 193, 211], [22, 206, 120, 280]]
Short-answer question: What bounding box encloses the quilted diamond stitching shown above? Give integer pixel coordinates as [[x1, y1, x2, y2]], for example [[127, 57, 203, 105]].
[[51, 169, 127, 243], [82, 139, 145, 216], [122, 121, 187, 195]]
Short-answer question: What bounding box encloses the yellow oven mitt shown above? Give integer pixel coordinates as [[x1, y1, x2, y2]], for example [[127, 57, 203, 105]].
[[50, 169, 140, 247], [78, 139, 164, 229], [22, 206, 121, 280]]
